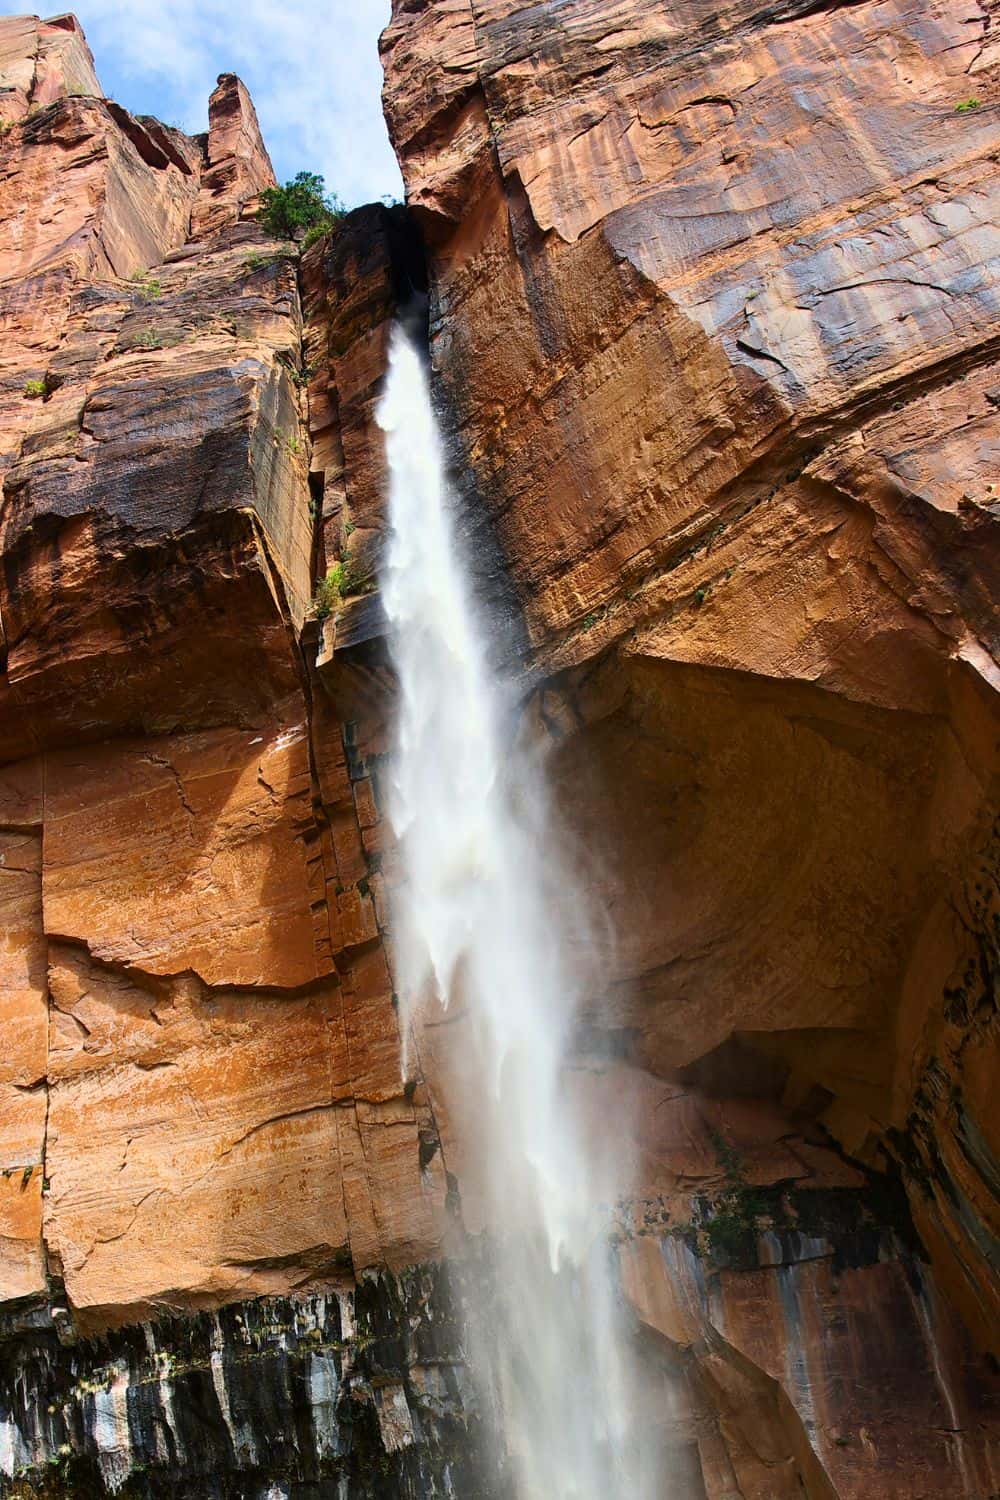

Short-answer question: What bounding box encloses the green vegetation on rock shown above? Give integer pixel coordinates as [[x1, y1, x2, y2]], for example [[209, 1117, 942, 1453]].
[[312, 561, 354, 619], [130, 273, 163, 298], [259, 170, 344, 246]]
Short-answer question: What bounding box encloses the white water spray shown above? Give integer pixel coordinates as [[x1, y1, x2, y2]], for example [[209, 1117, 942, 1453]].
[[378, 328, 652, 1497]]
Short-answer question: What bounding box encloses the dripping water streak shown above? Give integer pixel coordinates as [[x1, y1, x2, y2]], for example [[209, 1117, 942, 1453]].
[[378, 328, 652, 1498]]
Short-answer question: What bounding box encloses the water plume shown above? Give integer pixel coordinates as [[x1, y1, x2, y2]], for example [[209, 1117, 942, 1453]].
[[378, 327, 653, 1498]]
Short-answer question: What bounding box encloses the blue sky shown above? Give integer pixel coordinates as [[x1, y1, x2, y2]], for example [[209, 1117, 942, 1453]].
[[45, 1, 403, 207]]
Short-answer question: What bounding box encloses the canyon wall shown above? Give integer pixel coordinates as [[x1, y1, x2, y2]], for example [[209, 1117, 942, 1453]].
[[380, 0, 1000, 1384], [0, 5, 997, 1497]]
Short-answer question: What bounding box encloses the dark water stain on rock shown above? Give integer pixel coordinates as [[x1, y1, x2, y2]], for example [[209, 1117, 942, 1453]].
[[0, 1267, 492, 1499]]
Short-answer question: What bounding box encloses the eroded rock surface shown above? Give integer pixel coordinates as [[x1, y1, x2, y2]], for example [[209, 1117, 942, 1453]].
[[1, 4, 998, 1498], [1, 1269, 485, 1497], [0, 15, 442, 1363], [381, 0, 1000, 1393], [375, 0, 1000, 1490]]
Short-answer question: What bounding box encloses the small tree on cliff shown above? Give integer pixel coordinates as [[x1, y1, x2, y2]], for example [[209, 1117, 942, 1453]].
[[259, 171, 344, 246]]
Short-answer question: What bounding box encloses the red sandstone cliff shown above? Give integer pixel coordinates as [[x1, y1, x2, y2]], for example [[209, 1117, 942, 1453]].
[[0, 6, 997, 1498], [0, 16, 444, 1334], [380, 0, 1000, 1352]]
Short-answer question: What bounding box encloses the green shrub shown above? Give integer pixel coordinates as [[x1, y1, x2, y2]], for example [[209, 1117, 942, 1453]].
[[955, 98, 981, 112], [699, 1129, 769, 1262], [259, 171, 344, 243], [23, 379, 47, 399], [312, 563, 345, 620], [130, 272, 163, 298], [312, 557, 362, 618], [280, 356, 315, 388], [301, 221, 331, 251]]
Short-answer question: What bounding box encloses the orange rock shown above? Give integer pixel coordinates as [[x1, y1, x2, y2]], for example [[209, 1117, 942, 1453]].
[[43, 947, 353, 1325], [42, 719, 324, 988], [0, 826, 47, 1302], [190, 73, 277, 239], [0, 15, 439, 1334], [0, 9, 995, 1495], [0, 14, 99, 126], [384, 0, 1000, 1372]]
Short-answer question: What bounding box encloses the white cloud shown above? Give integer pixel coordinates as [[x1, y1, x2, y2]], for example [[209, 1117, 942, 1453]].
[[65, 0, 403, 207]]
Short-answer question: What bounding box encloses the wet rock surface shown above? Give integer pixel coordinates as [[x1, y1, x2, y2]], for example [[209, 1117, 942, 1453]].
[[3, 1186, 996, 1499], [0, 1268, 484, 1498]]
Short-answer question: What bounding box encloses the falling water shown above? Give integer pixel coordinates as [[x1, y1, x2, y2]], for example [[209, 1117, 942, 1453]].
[[378, 328, 653, 1497]]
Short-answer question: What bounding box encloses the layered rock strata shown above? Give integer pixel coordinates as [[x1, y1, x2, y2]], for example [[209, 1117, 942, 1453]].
[[380, 0, 1000, 1373], [0, 5, 997, 1498], [0, 16, 442, 1351]]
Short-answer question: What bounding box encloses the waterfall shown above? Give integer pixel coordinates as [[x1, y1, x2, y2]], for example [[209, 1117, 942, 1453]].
[[377, 327, 652, 1497]]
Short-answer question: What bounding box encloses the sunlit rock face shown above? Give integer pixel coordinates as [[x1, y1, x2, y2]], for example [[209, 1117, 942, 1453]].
[[381, 0, 998, 1405], [0, 3, 998, 1497], [377, 0, 1000, 1488], [0, 13, 441, 1366]]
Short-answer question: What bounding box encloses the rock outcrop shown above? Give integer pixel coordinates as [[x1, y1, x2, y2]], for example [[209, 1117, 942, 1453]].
[[381, 0, 999, 1373], [0, 15, 442, 1357], [378, 0, 999, 1489], [2, 1268, 484, 1498], [0, 4, 998, 1497]]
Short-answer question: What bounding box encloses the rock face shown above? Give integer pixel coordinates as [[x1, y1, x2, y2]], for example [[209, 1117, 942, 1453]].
[[0, 14, 443, 1358], [2, 1269, 485, 1498], [0, 5, 998, 1498], [381, 0, 999, 1404]]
